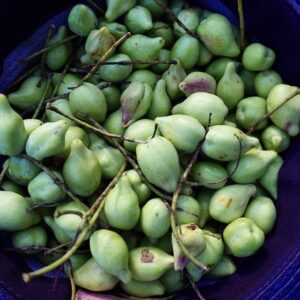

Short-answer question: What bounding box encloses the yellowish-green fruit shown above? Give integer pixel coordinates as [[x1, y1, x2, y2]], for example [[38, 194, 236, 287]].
[[105, 0, 136, 22]]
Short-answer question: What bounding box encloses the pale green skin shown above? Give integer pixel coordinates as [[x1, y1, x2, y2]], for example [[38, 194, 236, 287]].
[[148, 79, 171, 119], [69, 82, 107, 122], [43, 216, 72, 244], [54, 73, 81, 95], [148, 22, 175, 49], [0, 95, 27, 156], [217, 62, 244, 110], [172, 224, 206, 270], [129, 247, 174, 281], [156, 114, 205, 153], [227, 149, 278, 184], [239, 68, 257, 96], [120, 34, 165, 69], [136, 136, 180, 193], [123, 169, 151, 205], [90, 229, 132, 283], [191, 161, 228, 189], [209, 184, 256, 223], [7, 156, 40, 186], [25, 120, 68, 161], [63, 139, 102, 196], [121, 279, 165, 297], [176, 195, 201, 225], [160, 269, 186, 294], [58, 126, 90, 158], [244, 196, 277, 234], [124, 119, 160, 152], [124, 6, 153, 34], [206, 58, 239, 81], [0, 180, 25, 196], [242, 43, 275, 71], [12, 225, 47, 249], [0, 191, 40, 231], [179, 72, 217, 96], [174, 8, 201, 36], [98, 20, 128, 39], [24, 119, 43, 135], [74, 258, 119, 292], [197, 189, 214, 227], [197, 13, 240, 57], [151, 49, 172, 74], [126, 70, 158, 89], [197, 42, 213, 67], [162, 60, 187, 101], [171, 35, 200, 70], [98, 54, 133, 82], [46, 26, 72, 71], [140, 198, 170, 239], [89, 133, 125, 179], [68, 4, 97, 37], [121, 82, 153, 127], [101, 84, 121, 112], [28, 171, 66, 205], [103, 109, 125, 135], [267, 84, 300, 136], [85, 27, 116, 60], [202, 125, 259, 161], [236, 97, 268, 130], [105, 0, 136, 22], [139, 0, 167, 18], [207, 255, 236, 278], [259, 156, 283, 199], [172, 92, 228, 127], [261, 125, 290, 153], [254, 70, 282, 98], [66, 253, 90, 273], [170, 0, 189, 16], [187, 235, 224, 281], [54, 201, 89, 239], [46, 99, 75, 126], [223, 217, 265, 257], [7, 76, 52, 109], [104, 177, 140, 230]]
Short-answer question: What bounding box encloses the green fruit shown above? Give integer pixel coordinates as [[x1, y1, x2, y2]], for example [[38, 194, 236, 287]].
[[0, 191, 40, 231], [68, 4, 97, 37], [242, 43, 276, 71], [126, 70, 158, 89], [104, 176, 140, 230], [174, 8, 200, 36], [0, 180, 26, 195], [207, 255, 236, 278], [254, 70, 282, 98], [140, 198, 170, 239], [12, 225, 47, 249], [151, 49, 172, 74], [206, 58, 239, 81], [46, 26, 72, 70], [172, 92, 228, 126], [238, 68, 257, 96], [101, 84, 121, 111], [197, 13, 240, 57], [209, 184, 256, 223], [197, 189, 214, 227], [28, 171, 66, 205], [148, 22, 175, 49], [223, 217, 265, 257], [129, 247, 174, 281], [54, 73, 81, 95], [46, 99, 75, 126], [23, 119, 43, 135], [69, 82, 107, 122], [176, 195, 201, 225], [124, 6, 153, 33], [105, 0, 137, 22], [121, 279, 165, 297], [160, 269, 186, 294], [90, 229, 132, 283], [139, 0, 167, 18], [136, 136, 180, 193], [98, 20, 128, 39], [74, 258, 119, 292], [63, 139, 101, 196], [103, 109, 125, 135], [26, 120, 68, 160], [0, 94, 27, 156], [197, 42, 213, 66], [43, 216, 71, 244], [261, 125, 290, 153]]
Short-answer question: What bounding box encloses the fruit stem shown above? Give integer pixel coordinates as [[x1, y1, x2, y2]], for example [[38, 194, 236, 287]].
[[86, 0, 104, 14], [237, 0, 246, 50], [0, 161, 9, 185], [185, 272, 206, 300], [66, 261, 76, 300]]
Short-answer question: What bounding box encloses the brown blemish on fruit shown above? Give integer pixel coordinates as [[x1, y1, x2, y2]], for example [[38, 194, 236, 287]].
[[220, 196, 233, 208], [186, 223, 197, 230], [183, 80, 212, 93], [141, 249, 154, 263]]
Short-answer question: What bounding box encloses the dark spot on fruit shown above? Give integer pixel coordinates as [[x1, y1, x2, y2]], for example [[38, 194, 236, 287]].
[[183, 79, 212, 93], [187, 223, 197, 230], [141, 249, 154, 263], [284, 121, 292, 132]]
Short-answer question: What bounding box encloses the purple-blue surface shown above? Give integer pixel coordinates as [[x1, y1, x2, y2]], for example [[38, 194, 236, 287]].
[[0, 0, 300, 299]]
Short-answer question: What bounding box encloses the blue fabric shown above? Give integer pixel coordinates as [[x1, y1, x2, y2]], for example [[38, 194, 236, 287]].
[[1, 1, 300, 299]]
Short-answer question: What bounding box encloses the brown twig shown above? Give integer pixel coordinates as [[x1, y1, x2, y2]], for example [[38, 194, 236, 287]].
[[247, 88, 300, 135], [0, 161, 9, 185], [86, 0, 104, 14], [237, 0, 245, 50], [185, 273, 206, 300], [18, 35, 78, 64], [80, 32, 131, 84], [45, 242, 73, 255]]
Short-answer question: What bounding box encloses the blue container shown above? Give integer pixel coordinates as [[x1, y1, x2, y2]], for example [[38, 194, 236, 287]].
[[0, 1, 300, 299]]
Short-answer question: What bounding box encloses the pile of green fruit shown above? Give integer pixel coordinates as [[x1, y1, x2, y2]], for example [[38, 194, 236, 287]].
[[0, 0, 300, 298]]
